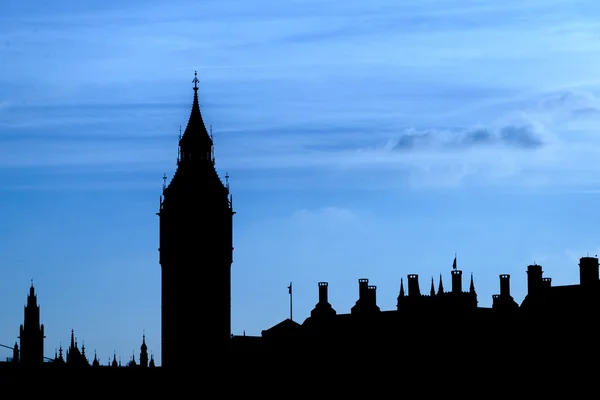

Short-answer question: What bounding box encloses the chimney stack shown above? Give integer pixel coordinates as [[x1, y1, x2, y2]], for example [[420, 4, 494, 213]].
[[499, 274, 510, 297], [527, 264, 543, 296], [579, 257, 599, 286], [542, 277, 552, 289], [367, 285, 377, 306], [358, 279, 369, 301], [407, 274, 420, 297], [451, 270, 462, 293], [318, 282, 328, 303]]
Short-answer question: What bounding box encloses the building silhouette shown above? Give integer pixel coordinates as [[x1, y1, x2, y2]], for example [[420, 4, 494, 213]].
[[157, 71, 235, 367], [1, 284, 156, 370], [17, 282, 45, 366], [4, 72, 600, 373]]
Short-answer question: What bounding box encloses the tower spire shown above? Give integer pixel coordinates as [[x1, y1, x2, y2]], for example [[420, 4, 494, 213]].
[[470, 272, 476, 293], [437, 274, 444, 295], [430, 276, 435, 296], [177, 70, 213, 164]]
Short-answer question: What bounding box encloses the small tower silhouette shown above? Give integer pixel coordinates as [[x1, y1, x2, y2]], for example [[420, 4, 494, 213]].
[[140, 333, 149, 368], [18, 282, 45, 366]]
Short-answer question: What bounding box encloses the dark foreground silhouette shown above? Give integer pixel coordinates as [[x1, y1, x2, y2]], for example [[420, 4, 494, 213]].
[[2, 74, 598, 387]]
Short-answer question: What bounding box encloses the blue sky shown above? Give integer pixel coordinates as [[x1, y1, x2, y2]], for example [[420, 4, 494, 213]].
[[2, 0, 600, 365]]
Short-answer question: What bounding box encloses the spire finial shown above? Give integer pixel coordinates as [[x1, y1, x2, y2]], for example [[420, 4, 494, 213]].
[[179, 125, 182, 140], [193, 71, 199, 91], [225, 172, 230, 190], [31, 278, 33, 287], [162, 173, 167, 192]]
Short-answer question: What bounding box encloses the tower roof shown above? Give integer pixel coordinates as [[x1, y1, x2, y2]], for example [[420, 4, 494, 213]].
[[179, 71, 213, 153]]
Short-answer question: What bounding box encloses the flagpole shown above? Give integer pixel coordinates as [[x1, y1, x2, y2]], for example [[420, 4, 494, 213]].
[[288, 282, 293, 321]]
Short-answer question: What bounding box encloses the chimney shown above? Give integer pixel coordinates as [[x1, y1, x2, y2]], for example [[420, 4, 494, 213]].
[[579, 257, 599, 286], [499, 274, 510, 297], [358, 279, 369, 301], [407, 274, 420, 297], [451, 270, 462, 293], [367, 285, 377, 306], [527, 264, 543, 296], [542, 277, 552, 289], [318, 282, 329, 303]]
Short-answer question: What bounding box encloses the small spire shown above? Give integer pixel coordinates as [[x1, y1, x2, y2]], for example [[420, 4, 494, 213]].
[[225, 172, 230, 191], [179, 125, 182, 140], [437, 274, 444, 295], [399, 278, 405, 297], [470, 272, 476, 293], [430, 276, 435, 296]]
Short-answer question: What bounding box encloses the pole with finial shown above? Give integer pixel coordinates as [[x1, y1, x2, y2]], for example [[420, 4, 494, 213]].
[[193, 71, 199, 92], [162, 173, 167, 193], [225, 172, 230, 191], [288, 282, 293, 321]]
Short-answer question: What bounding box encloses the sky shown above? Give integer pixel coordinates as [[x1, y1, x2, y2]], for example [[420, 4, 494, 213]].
[[2, 0, 600, 366]]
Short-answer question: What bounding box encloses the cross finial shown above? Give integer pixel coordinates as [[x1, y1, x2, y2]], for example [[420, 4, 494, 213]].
[[193, 71, 199, 91]]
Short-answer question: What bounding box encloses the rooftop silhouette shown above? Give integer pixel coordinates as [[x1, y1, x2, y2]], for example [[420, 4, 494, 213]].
[[3, 73, 600, 378]]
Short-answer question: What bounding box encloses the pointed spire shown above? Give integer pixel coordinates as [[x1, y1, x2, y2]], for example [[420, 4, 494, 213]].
[[437, 274, 444, 295], [399, 278, 405, 297], [70, 329, 75, 349], [470, 272, 476, 293], [178, 70, 213, 163], [430, 277, 435, 296]]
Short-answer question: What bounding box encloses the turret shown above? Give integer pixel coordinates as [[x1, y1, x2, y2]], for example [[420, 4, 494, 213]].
[[140, 333, 149, 368], [527, 264, 543, 296], [579, 256, 599, 287]]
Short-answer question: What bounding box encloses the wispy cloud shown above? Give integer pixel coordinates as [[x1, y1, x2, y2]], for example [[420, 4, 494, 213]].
[[3, 89, 600, 193], [3, 0, 600, 192]]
